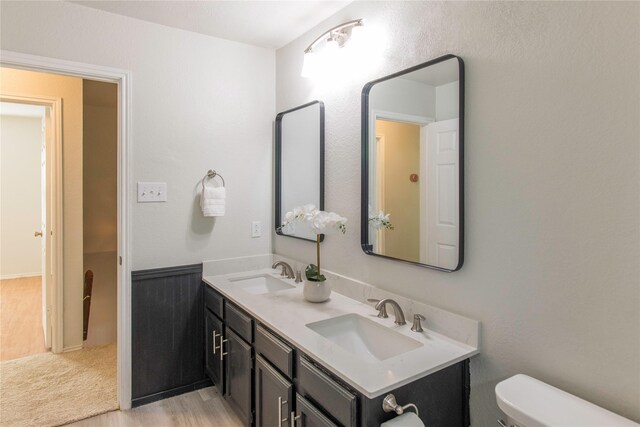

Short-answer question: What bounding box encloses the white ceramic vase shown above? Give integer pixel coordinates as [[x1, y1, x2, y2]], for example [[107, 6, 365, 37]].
[[303, 279, 331, 303]]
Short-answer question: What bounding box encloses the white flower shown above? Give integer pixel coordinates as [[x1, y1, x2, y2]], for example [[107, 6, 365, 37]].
[[301, 204, 318, 222], [311, 211, 347, 234], [368, 206, 394, 230], [280, 205, 347, 235]]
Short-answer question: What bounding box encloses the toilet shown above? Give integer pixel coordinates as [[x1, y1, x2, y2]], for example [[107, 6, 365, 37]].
[[495, 374, 639, 427]]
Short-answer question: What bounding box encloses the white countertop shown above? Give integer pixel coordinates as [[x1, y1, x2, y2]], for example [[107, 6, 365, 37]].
[[203, 269, 479, 398]]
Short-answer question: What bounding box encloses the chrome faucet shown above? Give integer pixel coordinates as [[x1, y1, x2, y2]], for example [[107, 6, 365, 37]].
[[272, 261, 295, 279], [373, 299, 406, 325]]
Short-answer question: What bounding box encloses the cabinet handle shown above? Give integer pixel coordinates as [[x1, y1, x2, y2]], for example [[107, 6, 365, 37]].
[[278, 396, 289, 427], [220, 338, 228, 360], [290, 411, 300, 427], [212, 330, 219, 354]]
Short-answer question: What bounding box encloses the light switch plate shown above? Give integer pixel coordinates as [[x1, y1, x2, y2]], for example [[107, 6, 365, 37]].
[[137, 182, 167, 202]]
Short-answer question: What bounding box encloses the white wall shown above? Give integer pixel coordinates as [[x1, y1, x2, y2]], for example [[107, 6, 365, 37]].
[[435, 81, 458, 121], [275, 2, 639, 425], [0, 0, 275, 270], [0, 115, 42, 278], [370, 78, 434, 118]]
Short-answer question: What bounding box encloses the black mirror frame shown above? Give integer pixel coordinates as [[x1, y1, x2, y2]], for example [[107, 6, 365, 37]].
[[360, 54, 464, 272], [275, 100, 325, 242]]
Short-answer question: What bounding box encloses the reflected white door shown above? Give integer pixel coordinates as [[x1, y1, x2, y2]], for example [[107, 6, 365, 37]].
[[425, 118, 459, 269], [41, 109, 51, 349]]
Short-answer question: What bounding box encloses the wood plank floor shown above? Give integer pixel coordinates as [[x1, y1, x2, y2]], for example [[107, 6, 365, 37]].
[[0, 276, 47, 361], [68, 387, 244, 427]]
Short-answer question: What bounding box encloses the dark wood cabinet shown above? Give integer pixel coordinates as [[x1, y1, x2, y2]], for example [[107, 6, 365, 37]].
[[202, 282, 470, 427], [205, 308, 224, 390], [255, 355, 293, 427], [295, 394, 338, 427], [225, 328, 253, 426]]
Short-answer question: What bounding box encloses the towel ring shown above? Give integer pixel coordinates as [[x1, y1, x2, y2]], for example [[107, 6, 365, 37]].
[[202, 169, 225, 190], [382, 394, 419, 417]]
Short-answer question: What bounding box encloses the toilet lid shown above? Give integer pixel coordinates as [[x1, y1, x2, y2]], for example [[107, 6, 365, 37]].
[[495, 375, 638, 427]]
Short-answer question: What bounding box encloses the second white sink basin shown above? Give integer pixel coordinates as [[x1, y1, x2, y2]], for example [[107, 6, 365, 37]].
[[229, 274, 295, 295], [306, 314, 423, 362]]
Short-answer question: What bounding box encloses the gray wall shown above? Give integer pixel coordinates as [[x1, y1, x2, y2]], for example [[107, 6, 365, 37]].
[[274, 2, 640, 425]]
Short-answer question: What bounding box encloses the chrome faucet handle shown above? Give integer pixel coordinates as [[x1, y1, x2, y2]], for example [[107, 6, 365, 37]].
[[411, 314, 426, 332], [272, 261, 294, 278], [367, 299, 389, 318], [295, 270, 303, 284]]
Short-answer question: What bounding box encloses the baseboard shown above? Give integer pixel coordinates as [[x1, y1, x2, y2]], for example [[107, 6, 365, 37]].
[[131, 378, 212, 408], [0, 272, 41, 280], [63, 344, 83, 353]]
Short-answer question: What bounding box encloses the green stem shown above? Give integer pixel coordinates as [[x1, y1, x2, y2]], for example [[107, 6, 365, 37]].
[[316, 234, 321, 277]]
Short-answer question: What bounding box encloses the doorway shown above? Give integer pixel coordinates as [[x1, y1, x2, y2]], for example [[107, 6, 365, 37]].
[[0, 66, 121, 425], [0, 101, 50, 360], [1, 49, 132, 411]]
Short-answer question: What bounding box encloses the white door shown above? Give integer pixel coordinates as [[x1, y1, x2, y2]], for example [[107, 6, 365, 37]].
[[41, 108, 52, 349], [424, 118, 459, 269]]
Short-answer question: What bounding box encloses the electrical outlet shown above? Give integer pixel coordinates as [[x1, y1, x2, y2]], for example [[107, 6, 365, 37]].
[[137, 182, 167, 202], [251, 221, 262, 238]]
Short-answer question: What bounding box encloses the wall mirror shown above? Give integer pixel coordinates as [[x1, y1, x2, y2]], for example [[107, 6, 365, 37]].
[[275, 100, 324, 241], [361, 55, 464, 271]]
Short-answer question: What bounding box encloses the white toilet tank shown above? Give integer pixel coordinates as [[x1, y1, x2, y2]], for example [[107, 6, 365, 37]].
[[495, 374, 639, 427]]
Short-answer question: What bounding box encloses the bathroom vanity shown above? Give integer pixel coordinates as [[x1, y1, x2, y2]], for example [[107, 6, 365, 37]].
[[202, 268, 478, 427]]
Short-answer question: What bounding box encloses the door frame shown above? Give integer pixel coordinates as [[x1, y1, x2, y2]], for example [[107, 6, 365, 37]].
[[370, 110, 433, 259], [0, 93, 63, 353], [0, 49, 133, 409]]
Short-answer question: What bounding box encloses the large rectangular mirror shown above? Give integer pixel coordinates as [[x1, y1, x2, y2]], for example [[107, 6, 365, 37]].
[[361, 55, 464, 271], [275, 100, 324, 241]]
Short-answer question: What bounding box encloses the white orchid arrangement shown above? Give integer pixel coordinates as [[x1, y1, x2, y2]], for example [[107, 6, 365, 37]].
[[279, 204, 347, 282], [368, 206, 394, 230]]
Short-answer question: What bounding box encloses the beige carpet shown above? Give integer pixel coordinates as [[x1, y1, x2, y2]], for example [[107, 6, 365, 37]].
[[0, 344, 118, 426]]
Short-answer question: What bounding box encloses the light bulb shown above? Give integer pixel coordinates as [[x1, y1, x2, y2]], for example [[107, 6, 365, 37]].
[[349, 24, 365, 46], [301, 51, 317, 78], [324, 37, 339, 54]]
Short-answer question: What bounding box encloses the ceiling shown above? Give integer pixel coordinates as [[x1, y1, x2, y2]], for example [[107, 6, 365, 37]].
[[70, 1, 351, 49]]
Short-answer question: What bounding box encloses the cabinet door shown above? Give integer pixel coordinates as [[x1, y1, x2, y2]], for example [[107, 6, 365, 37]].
[[255, 355, 293, 427], [295, 394, 338, 427], [225, 328, 253, 425], [205, 308, 224, 389]]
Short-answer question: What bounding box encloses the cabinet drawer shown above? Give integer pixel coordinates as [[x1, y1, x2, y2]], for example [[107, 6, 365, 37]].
[[204, 284, 223, 319], [255, 324, 294, 379], [297, 356, 357, 427], [225, 302, 253, 343]]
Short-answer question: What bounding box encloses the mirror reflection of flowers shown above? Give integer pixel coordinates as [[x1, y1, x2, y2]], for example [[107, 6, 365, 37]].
[[278, 204, 347, 282], [368, 206, 394, 230]]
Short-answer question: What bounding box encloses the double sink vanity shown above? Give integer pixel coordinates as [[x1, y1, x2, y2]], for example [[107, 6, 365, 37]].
[[202, 259, 479, 426]]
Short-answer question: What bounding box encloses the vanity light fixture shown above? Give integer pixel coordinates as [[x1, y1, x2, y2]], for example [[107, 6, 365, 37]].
[[301, 18, 364, 78]]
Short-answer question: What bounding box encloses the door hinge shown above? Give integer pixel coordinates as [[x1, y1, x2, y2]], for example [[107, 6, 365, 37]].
[[119, 256, 122, 265]]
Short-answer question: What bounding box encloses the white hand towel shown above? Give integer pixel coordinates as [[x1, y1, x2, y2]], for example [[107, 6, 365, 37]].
[[380, 413, 425, 427], [201, 185, 225, 217]]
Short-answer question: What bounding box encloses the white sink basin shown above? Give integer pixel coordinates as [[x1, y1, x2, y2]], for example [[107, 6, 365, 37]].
[[229, 274, 296, 295], [306, 314, 423, 362]]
